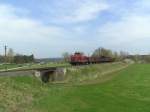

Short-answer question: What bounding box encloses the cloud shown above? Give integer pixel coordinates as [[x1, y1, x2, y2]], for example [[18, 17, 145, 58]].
[[96, 0, 150, 54], [62, 0, 109, 23], [0, 5, 64, 43], [99, 16, 150, 43], [1, 0, 150, 57], [46, 0, 109, 23], [0, 3, 97, 57], [0, 4, 70, 57]]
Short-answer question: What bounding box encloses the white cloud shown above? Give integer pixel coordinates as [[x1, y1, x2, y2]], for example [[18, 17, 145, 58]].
[[97, 0, 150, 54], [0, 4, 71, 57], [48, 0, 109, 23], [2, 0, 150, 57], [0, 4, 97, 57], [62, 1, 109, 23], [99, 16, 150, 43]]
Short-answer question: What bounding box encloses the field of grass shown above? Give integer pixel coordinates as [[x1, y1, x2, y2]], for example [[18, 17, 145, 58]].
[[0, 63, 150, 112], [0, 64, 22, 70]]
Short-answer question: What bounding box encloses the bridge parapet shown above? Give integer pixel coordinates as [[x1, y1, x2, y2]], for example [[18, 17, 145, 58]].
[[0, 67, 67, 83]]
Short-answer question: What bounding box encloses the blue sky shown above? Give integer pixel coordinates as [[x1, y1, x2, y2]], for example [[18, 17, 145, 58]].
[[0, 0, 150, 58]]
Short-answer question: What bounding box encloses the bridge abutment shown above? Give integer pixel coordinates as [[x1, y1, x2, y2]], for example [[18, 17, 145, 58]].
[[34, 68, 67, 83]]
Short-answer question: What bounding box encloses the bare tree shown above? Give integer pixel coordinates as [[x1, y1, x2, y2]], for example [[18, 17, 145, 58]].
[[62, 52, 70, 62], [92, 47, 113, 57], [119, 51, 129, 60], [7, 48, 14, 63]]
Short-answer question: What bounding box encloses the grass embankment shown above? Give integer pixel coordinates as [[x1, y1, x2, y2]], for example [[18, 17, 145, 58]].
[[1, 63, 150, 112], [65, 62, 128, 84]]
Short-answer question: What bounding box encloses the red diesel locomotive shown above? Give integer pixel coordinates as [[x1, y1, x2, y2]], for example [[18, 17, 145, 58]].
[[70, 52, 89, 65], [70, 52, 114, 65]]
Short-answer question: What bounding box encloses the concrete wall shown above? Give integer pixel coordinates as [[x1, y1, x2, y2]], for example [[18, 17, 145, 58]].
[[34, 68, 67, 83], [0, 68, 67, 83]]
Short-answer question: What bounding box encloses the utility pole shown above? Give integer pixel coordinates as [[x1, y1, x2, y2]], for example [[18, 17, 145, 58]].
[[4, 45, 7, 71], [4, 45, 7, 58]]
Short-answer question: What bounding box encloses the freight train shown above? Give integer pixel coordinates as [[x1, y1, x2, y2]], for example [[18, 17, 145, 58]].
[[70, 52, 114, 65]]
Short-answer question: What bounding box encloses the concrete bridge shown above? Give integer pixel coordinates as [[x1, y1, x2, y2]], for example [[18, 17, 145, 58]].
[[0, 67, 67, 83]]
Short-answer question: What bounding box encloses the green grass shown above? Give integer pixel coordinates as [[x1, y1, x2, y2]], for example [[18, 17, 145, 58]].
[[0, 64, 22, 70], [65, 62, 128, 84], [0, 63, 150, 112]]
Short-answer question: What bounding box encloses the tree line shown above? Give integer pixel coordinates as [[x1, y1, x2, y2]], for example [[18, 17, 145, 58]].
[[92, 47, 129, 61], [62, 47, 150, 63], [62, 47, 129, 62], [0, 48, 34, 64]]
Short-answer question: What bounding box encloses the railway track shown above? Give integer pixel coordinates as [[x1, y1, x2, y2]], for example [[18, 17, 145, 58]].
[[0, 62, 117, 74], [0, 67, 57, 73]]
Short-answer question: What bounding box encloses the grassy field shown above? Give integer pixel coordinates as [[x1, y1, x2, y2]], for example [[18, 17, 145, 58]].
[[0, 64, 22, 70], [0, 63, 150, 112]]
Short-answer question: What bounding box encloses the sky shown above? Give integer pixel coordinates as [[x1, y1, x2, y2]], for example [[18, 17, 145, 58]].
[[0, 0, 150, 58]]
